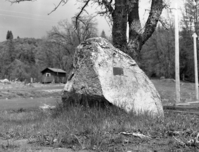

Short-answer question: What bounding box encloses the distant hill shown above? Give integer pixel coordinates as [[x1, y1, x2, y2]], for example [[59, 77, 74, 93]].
[[0, 38, 42, 60], [0, 37, 73, 82], [0, 38, 42, 48]]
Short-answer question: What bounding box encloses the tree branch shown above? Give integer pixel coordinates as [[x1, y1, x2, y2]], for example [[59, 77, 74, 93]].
[[158, 17, 170, 30], [141, 0, 166, 45], [128, 0, 141, 40], [75, 0, 91, 28], [48, 0, 69, 15], [7, 0, 69, 15], [101, 0, 114, 14], [7, 0, 34, 3]]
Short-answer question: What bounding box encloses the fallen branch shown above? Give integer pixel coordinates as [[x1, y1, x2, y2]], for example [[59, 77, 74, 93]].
[[73, 134, 88, 149], [119, 131, 151, 139], [173, 136, 186, 147]]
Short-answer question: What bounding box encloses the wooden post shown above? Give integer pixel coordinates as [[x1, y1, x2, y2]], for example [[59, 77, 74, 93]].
[[192, 33, 199, 100], [175, 2, 180, 104]]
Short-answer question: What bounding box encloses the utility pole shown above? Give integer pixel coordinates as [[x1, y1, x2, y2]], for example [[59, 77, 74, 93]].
[[193, 0, 199, 100], [192, 33, 199, 100], [175, 2, 180, 104]]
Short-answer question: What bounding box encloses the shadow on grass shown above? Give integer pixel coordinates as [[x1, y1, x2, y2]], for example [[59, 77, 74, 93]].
[[34, 102, 162, 150]]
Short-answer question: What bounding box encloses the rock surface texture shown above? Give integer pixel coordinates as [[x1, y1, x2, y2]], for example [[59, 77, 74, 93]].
[[63, 37, 164, 118]]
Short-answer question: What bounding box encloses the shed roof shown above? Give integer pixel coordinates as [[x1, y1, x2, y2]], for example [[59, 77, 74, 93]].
[[41, 67, 66, 74]]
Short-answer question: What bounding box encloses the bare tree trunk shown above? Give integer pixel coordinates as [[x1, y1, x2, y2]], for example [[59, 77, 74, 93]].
[[111, 0, 164, 61], [112, 0, 128, 52], [127, 0, 142, 60]]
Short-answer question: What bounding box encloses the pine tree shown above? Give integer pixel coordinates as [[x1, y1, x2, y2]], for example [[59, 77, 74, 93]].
[[6, 31, 10, 40], [100, 30, 107, 39], [6, 30, 14, 40]]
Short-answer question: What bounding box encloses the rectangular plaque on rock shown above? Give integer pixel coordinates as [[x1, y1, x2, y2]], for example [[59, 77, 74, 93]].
[[113, 67, 124, 76]]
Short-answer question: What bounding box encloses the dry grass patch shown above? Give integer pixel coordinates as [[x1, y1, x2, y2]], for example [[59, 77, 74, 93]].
[[0, 104, 199, 151]]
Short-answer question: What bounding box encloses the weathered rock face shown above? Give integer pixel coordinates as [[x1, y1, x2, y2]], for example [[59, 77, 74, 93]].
[[63, 37, 164, 118]]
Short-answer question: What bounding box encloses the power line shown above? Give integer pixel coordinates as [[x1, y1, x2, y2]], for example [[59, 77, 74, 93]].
[[0, 13, 56, 23], [0, 9, 54, 19]]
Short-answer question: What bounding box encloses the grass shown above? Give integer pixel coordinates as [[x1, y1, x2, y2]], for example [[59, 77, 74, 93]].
[[1, 79, 199, 151], [152, 79, 198, 104], [1, 103, 199, 152]]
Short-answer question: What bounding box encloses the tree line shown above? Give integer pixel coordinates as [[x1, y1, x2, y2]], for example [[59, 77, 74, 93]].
[[141, 0, 199, 82], [2, 0, 198, 82], [0, 16, 99, 82]]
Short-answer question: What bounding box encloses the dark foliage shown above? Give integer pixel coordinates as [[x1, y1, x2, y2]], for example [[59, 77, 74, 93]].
[[6, 30, 14, 40], [140, 0, 199, 82], [0, 17, 98, 82], [100, 30, 107, 39], [0, 38, 42, 81]]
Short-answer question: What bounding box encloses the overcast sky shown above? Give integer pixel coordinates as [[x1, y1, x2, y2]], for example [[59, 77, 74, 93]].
[[0, 0, 184, 42]]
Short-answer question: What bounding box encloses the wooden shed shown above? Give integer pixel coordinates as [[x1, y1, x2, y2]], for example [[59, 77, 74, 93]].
[[41, 67, 66, 84]]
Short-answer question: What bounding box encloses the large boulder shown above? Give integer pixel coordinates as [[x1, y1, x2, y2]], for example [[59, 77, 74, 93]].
[[63, 37, 164, 118]]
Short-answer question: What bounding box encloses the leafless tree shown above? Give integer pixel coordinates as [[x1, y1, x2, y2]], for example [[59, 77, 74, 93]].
[[8, 0, 166, 60], [47, 16, 98, 53], [37, 16, 98, 74]]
